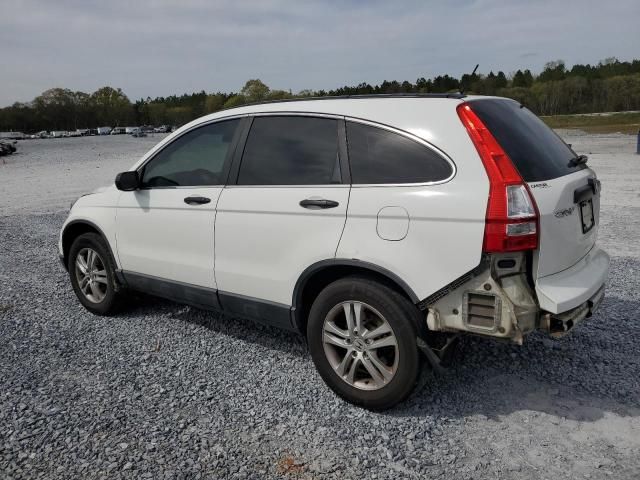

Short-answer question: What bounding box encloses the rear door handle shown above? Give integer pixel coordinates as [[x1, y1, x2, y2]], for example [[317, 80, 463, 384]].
[[184, 196, 211, 205], [299, 198, 340, 209]]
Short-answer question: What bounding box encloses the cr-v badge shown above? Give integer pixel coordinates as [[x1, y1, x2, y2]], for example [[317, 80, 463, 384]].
[[554, 206, 575, 218]]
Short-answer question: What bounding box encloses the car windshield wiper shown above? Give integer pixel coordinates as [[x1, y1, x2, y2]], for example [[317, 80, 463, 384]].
[[568, 154, 588, 167]]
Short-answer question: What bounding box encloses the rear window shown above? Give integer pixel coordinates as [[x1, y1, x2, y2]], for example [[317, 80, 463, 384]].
[[469, 99, 585, 182], [346, 122, 453, 184]]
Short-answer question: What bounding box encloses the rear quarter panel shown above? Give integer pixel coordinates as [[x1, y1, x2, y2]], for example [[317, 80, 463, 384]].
[[336, 102, 489, 302]]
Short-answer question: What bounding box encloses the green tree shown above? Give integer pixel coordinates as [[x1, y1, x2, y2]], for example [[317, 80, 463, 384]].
[[495, 71, 508, 89], [241, 79, 270, 102], [90, 87, 133, 126], [166, 106, 193, 125], [531, 81, 563, 115], [432, 77, 449, 92], [512, 69, 534, 87], [496, 86, 536, 108], [603, 74, 640, 111], [415, 77, 431, 93], [3, 60, 640, 133], [539, 60, 566, 83], [70, 91, 93, 128], [204, 94, 226, 113], [33, 88, 76, 130], [562, 76, 590, 113], [147, 103, 167, 125], [223, 95, 246, 109], [267, 89, 292, 100]]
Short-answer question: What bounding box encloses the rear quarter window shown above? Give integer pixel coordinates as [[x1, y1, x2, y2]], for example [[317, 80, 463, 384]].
[[346, 122, 453, 184], [469, 99, 586, 182]]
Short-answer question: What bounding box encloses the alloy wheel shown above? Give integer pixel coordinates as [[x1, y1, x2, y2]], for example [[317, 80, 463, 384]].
[[75, 247, 108, 303], [322, 301, 399, 390]]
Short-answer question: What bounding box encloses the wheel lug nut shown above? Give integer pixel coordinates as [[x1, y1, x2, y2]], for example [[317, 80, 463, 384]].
[[366, 339, 372, 345]]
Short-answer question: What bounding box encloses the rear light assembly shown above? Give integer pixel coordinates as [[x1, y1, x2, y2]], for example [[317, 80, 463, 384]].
[[456, 103, 539, 252]]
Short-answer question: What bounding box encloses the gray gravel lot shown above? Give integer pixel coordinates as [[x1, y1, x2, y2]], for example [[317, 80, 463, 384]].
[[1, 132, 639, 479]]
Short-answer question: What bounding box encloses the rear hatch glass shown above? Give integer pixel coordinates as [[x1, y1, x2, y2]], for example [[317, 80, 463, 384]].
[[469, 99, 586, 182], [469, 98, 599, 279]]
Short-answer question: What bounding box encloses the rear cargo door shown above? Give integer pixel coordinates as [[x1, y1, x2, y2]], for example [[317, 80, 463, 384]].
[[526, 171, 599, 277], [469, 99, 600, 278]]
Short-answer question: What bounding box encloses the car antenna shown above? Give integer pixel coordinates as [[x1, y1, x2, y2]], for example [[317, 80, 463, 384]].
[[460, 64, 479, 95]]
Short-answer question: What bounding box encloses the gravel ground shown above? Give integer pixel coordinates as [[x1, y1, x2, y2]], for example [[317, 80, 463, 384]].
[[0, 135, 166, 216], [1, 132, 639, 479]]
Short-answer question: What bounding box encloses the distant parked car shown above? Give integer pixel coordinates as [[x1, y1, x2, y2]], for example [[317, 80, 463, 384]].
[[111, 127, 125, 135], [97, 127, 112, 135], [125, 126, 138, 134], [0, 131, 26, 140], [76, 129, 90, 136], [153, 125, 170, 133], [130, 128, 147, 138], [50, 131, 68, 138], [30, 131, 50, 139]]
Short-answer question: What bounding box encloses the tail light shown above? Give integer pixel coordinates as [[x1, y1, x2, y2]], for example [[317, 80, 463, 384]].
[[456, 103, 539, 252]]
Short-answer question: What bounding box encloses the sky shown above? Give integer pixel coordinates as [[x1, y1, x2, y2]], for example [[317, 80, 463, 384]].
[[1, 0, 639, 106]]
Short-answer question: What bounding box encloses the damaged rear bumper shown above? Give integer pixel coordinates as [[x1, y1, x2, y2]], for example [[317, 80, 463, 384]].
[[535, 246, 610, 314], [422, 247, 609, 344], [539, 283, 605, 337]]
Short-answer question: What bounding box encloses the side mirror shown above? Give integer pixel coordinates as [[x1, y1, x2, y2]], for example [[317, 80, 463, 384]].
[[115, 171, 140, 191]]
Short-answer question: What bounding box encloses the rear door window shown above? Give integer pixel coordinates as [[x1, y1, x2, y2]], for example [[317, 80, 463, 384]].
[[237, 116, 341, 185], [469, 99, 586, 182], [346, 122, 453, 184]]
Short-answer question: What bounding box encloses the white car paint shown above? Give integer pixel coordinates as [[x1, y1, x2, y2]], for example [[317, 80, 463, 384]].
[[59, 186, 121, 266], [376, 207, 409, 241], [336, 182, 486, 301], [526, 169, 600, 279], [215, 185, 350, 305], [116, 187, 222, 289], [535, 245, 609, 313]]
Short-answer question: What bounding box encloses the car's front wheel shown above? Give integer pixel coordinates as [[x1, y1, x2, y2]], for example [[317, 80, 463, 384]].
[[68, 232, 123, 315], [307, 277, 422, 410]]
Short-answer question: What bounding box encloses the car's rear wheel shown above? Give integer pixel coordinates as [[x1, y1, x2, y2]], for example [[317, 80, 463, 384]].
[[307, 277, 421, 410], [68, 232, 123, 315]]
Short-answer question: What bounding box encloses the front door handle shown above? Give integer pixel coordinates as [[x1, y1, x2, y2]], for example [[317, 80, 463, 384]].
[[299, 198, 339, 209], [184, 196, 211, 205]]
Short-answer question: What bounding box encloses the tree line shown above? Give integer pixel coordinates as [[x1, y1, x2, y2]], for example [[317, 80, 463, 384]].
[[1, 57, 639, 133]]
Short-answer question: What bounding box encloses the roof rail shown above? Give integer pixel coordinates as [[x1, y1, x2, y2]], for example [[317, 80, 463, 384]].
[[220, 92, 466, 112]]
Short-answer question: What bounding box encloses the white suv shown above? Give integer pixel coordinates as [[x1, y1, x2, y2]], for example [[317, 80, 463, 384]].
[[59, 95, 609, 410]]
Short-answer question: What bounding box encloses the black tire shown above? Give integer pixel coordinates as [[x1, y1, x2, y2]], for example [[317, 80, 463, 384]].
[[68, 232, 123, 315], [307, 277, 422, 410]]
